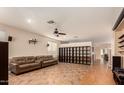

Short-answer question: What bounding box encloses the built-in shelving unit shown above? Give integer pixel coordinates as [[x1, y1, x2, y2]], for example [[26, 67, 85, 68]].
[[59, 46, 92, 65], [118, 34, 124, 53]]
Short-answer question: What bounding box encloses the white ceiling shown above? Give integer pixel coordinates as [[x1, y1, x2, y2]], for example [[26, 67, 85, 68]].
[[0, 7, 123, 43]]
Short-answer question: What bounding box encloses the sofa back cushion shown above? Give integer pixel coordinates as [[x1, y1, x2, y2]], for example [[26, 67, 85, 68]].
[[26, 56, 35, 63], [11, 55, 54, 65], [12, 57, 26, 65], [43, 55, 53, 61], [36, 56, 44, 61]]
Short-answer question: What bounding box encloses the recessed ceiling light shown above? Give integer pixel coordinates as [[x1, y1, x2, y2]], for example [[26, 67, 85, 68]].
[[27, 19, 32, 23]]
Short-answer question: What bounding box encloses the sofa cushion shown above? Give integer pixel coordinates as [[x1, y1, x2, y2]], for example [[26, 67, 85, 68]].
[[43, 59, 55, 63], [19, 62, 40, 68], [26, 56, 35, 63], [36, 56, 44, 61], [43, 56, 53, 61], [12, 57, 26, 65], [16, 61, 26, 65]]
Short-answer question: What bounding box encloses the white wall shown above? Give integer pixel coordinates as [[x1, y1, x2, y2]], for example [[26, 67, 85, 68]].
[[0, 24, 60, 58], [0, 30, 8, 42]]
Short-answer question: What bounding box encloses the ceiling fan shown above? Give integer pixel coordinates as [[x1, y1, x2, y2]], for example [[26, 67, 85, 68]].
[[54, 28, 66, 37]]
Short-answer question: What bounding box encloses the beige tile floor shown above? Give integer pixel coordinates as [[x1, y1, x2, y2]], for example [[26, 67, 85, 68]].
[[9, 62, 115, 85]]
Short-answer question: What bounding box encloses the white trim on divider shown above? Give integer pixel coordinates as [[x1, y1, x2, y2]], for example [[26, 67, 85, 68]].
[[60, 42, 92, 47]]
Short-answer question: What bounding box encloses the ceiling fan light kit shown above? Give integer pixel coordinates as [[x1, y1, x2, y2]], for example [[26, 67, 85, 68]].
[[47, 20, 66, 37], [53, 28, 66, 37], [29, 38, 38, 45]]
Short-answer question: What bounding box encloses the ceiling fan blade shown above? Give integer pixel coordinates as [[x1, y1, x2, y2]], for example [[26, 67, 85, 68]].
[[58, 33, 66, 35]]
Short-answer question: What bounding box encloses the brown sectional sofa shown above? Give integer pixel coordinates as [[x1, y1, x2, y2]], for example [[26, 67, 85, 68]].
[[10, 55, 58, 75], [42, 56, 58, 67]]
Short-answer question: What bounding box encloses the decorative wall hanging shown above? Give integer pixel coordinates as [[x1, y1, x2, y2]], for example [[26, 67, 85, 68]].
[[29, 38, 38, 44]]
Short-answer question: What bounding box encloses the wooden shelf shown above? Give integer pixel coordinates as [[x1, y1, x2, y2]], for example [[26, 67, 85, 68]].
[[118, 33, 124, 52], [118, 34, 124, 39], [118, 40, 124, 43], [119, 51, 124, 52], [119, 45, 124, 48], [118, 51, 124, 54]]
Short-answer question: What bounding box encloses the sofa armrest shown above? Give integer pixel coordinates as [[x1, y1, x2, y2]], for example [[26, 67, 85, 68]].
[[10, 63, 19, 73], [11, 63, 18, 65], [53, 58, 58, 62], [118, 70, 124, 74]]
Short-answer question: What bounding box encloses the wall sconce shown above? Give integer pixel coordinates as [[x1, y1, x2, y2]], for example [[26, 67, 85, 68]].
[[8, 36, 13, 42], [47, 43, 49, 47], [29, 38, 38, 44]]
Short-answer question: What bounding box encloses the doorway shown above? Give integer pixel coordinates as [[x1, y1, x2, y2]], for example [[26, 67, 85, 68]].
[[100, 48, 111, 66]]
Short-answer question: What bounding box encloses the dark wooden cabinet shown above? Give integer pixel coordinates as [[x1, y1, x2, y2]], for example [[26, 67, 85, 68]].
[[112, 56, 122, 71], [59, 46, 91, 65], [0, 42, 8, 85]]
